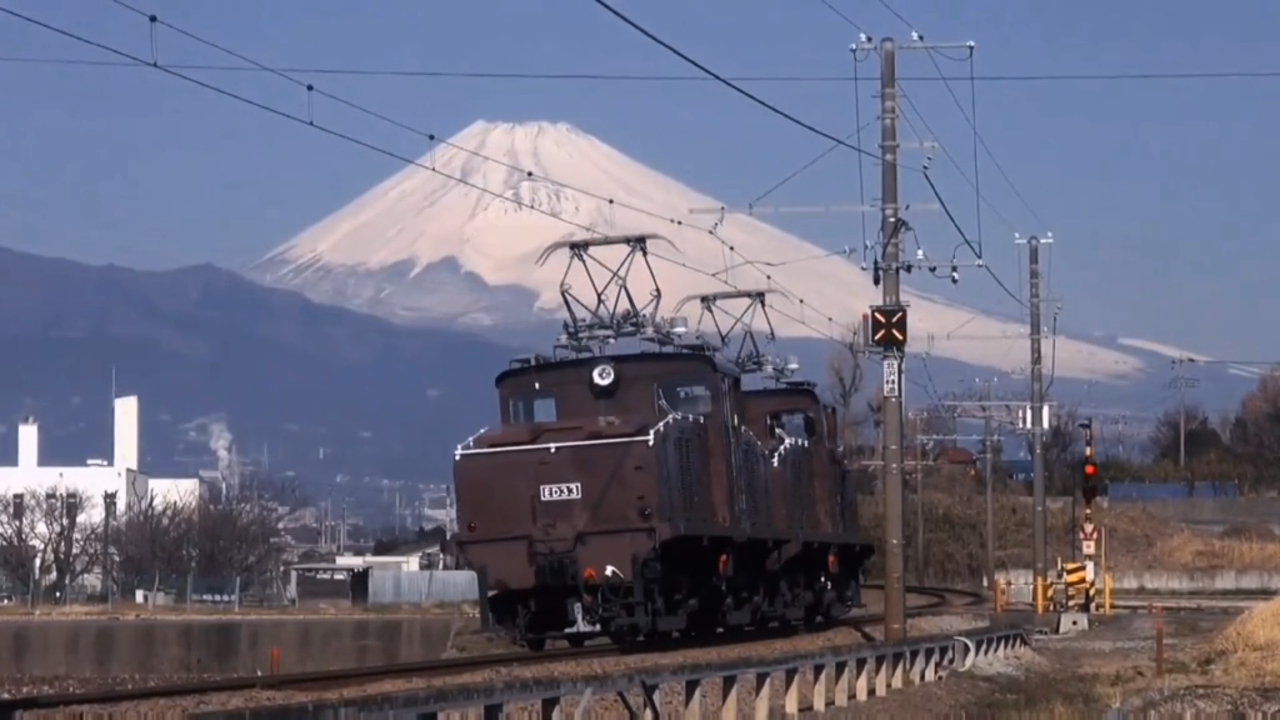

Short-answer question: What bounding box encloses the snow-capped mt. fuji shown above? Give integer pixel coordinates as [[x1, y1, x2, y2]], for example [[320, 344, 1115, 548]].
[[252, 119, 1145, 382]]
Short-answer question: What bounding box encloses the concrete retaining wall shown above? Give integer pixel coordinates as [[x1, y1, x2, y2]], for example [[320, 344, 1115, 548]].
[[1002, 496, 1280, 525], [993, 568, 1280, 603], [0, 615, 458, 678]]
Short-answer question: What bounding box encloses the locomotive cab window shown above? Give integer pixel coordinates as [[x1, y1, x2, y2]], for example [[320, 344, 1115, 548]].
[[508, 393, 558, 424], [768, 410, 817, 440], [654, 380, 714, 416]]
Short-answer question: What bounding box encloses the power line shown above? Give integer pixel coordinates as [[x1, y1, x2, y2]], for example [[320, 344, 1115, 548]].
[[872, 62, 1026, 310], [590, 0, 883, 162], [5, 56, 1278, 83], [0, 2, 849, 348], [923, 48, 1049, 231], [919, 170, 1025, 309], [843, 0, 1054, 391], [815, 0, 867, 33], [747, 118, 876, 207], [874, 0, 915, 31]]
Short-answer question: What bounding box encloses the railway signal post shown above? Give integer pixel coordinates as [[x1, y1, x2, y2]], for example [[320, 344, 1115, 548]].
[[1078, 419, 1101, 612]]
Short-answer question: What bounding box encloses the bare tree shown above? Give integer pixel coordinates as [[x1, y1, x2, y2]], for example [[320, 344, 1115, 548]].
[[0, 489, 103, 602], [113, 493, 191, 598], [0, 493, 35, 598], [1227, 370, 1280, 494], [1146, 405, 1225, 467], [192, 476, 290, 592], [825, 324, 874, 460]]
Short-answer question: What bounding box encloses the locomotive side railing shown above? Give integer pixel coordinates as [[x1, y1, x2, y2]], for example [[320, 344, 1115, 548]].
[[193, 626, 1031, 720], [770, 433, 811, 468], [454, 412, 706, 460]]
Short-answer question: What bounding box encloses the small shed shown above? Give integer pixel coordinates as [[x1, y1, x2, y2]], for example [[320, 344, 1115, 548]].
[[288, 563, 370, 607]]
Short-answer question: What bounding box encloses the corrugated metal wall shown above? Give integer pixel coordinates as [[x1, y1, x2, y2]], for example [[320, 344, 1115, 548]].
[[367, 570, 478, 605]]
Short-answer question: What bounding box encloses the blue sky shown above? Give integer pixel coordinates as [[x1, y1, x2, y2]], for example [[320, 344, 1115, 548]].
[[1, 0, 1277, 359]]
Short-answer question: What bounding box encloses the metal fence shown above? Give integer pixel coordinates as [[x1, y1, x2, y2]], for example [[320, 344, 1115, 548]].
[[367, 570, 478, 606], [1107, 480, 1240, 501]]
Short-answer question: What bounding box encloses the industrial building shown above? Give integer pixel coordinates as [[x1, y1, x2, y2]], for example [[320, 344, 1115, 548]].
[[0, 395, 202, 522]]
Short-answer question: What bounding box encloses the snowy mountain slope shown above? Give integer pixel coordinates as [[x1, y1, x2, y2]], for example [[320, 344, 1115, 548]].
[[252, 120, 1147, 382]]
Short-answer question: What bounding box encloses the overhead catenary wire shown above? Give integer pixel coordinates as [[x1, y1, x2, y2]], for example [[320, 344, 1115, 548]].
[[0, 2, 850, 347], [590, 0, 885, 163], [840, 0, 1053, 235], [823, 0, 1055, 389], [815, 0, 867, 33], [594, 0, 1037, 371], [887, 77, 1026, 309], [919, 171, 1024, 309], [874, 0, 915, 32], [6, 56, 1280, 83], [923, 47, 1048, 233], [747, 117, 876, 208]]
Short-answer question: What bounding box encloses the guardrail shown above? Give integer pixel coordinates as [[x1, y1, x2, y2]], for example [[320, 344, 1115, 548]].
[[193, 626, 1030, 720]]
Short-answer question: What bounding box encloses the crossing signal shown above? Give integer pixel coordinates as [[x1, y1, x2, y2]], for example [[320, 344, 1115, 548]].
[[869, 305, 908, 350], [1082, 460, 1099, 504]]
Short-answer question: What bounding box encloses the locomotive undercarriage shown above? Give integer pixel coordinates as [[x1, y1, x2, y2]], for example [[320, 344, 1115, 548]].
[[486, 536, 872, 651]]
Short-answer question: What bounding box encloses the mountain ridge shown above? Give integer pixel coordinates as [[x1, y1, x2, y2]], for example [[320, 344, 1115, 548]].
[[0, 244, 1258, 484], [0, 244, 520, 479], [251, 119, 1148, 382]]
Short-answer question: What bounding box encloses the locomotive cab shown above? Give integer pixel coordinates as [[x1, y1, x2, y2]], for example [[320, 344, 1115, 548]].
[[453, 352, 741, 648], [742, 384, 871, 612]]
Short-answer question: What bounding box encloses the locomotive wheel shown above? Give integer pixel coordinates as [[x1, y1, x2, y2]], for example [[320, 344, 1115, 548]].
[[566, 635, 586, 648], [525, 636, 547, 652]]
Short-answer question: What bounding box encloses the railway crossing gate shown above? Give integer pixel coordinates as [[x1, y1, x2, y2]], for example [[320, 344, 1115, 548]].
[[1058, 420, 1104, 613]]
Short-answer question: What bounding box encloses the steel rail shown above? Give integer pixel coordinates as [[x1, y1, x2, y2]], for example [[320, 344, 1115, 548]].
[[0, 583, 985, 712]]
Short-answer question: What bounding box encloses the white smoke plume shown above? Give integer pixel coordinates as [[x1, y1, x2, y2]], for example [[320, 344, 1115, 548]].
[[206, 419, 233, 479]]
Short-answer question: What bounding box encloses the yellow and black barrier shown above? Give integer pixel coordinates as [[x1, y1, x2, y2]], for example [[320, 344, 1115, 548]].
[[1056, 559, 1095, 612]]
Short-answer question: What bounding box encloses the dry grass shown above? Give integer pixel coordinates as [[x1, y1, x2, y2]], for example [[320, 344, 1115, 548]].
[[858, 488, 1280, 585], [1157, 531, 1280, 572], [1198, 598, 1280, 684]]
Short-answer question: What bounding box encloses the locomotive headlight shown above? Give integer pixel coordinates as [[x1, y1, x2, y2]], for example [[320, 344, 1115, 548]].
[[591, 363, 616, 387], [589, 361, 619, 398]]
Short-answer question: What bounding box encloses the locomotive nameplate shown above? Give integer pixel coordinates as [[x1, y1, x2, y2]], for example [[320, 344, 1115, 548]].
[[539, 483, 583, 501]]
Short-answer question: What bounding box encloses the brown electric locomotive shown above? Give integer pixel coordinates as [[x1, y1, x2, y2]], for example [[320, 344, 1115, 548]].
[[452, 234, 874, 649]]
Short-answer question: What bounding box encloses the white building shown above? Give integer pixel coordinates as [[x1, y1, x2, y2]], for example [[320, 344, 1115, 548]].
[[333, 554, 420, 572], [149, 478, 201, 509], [0, 395, 198, 522]]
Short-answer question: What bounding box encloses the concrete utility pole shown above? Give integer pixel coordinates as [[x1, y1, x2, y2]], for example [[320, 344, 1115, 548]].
[[983, 382, 996, 594], [1169, 358, 1200, 468], [1026, 234, 1049, 601], [914, 413, 925, 584], [877, 36, 908, 643], [339, 499, 348, 554], [851, 33, 976, 641]]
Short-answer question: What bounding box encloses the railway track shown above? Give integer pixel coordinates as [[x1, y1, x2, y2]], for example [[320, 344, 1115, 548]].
[[0, 584, 985, 713]]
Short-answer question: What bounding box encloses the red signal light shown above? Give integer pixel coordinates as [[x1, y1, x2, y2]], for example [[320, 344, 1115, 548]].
[[1083, 462, 1098, 478]]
